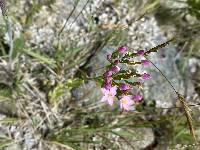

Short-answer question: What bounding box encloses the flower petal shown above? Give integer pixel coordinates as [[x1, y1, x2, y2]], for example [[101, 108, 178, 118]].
[[101, 96, 107, 102], [123, 104, 131, 110], [110, 86, 117, 96], [120, 101, 123, 109], [101, 88, 109, 95], [107, 97, 114, 106]]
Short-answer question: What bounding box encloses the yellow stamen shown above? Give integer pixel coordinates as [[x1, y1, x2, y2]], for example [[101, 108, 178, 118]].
[[122, 99, 128, 105]]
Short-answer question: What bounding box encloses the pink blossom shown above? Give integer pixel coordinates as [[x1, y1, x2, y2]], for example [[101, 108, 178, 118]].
[[101, 86, 117, 106], [137, 50, 145, 56], [118, 45, 128, 54], [141, 60, 151, 66], [132, 93, 143, 102], [119, 95, 134, 110], [142, 73, 151, 80], [110, 65, 120, 73], [119, 83, 130, 91]]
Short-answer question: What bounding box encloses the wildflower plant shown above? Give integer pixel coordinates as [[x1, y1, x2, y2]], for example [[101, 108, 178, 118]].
[[100, 45, 155, 110], [99, 38, 198, 144]]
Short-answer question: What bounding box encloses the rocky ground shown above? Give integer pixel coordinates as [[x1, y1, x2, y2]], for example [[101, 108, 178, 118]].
[[0, 0, 200, 150]]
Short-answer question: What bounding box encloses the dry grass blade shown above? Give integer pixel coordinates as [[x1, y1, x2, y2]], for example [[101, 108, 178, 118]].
[[57, 2, 77, 37], [147, 61, 198, 143], [177, 94, 197, 143], [143, 39, 198, 144], [100, 12, 147, 30], [68, 0, 90, 29]]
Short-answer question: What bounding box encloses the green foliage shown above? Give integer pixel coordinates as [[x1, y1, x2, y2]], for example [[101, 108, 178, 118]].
[[48, 79, 84, 103], [46, 110, 137, 149], [141, 0, 160, 14], [0, 86, 12, 98], [23, 48, 56, 67], [0, 117, 23, 124], [12, 35, 25, 59], [187, 0, 200, 20], [0, 135, 13, 149]]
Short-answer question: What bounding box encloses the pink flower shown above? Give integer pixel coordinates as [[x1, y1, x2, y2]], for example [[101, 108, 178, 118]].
[[137, 50, 145, 56], [142, 73, 151, 80], [118, 45, 128, 54], [119, 95, 134, 110], [132, 93, 143, 102], [101, 86, 117, 106], [110, 65, 120, 73], [119, 83, 130, 91], [141, 60, 151, 66]]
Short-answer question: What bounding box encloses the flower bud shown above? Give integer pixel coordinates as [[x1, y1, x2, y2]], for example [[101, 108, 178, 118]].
[[141, 60, 151, 66], [104, 70, 113, 77], [118, 45, 128, 54], [132, 93, 143, 102], [137, 50, 145, 56], [119, 83, 130, 91], [142, 73, 151, 80], [103, 82, 112, 90], [104, 76, 112, 84]]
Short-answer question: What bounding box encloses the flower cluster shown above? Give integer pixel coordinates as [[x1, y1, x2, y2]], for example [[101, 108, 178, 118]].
[[101, 45, 152, 111]]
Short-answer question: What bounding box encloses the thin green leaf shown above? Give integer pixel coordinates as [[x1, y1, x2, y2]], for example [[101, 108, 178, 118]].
[[0, 117, 23, 124], [111, 130, 135, 139], [23, 49, 56, 67], [0, 136, 13, 149], [12, 36, 25, 59]]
